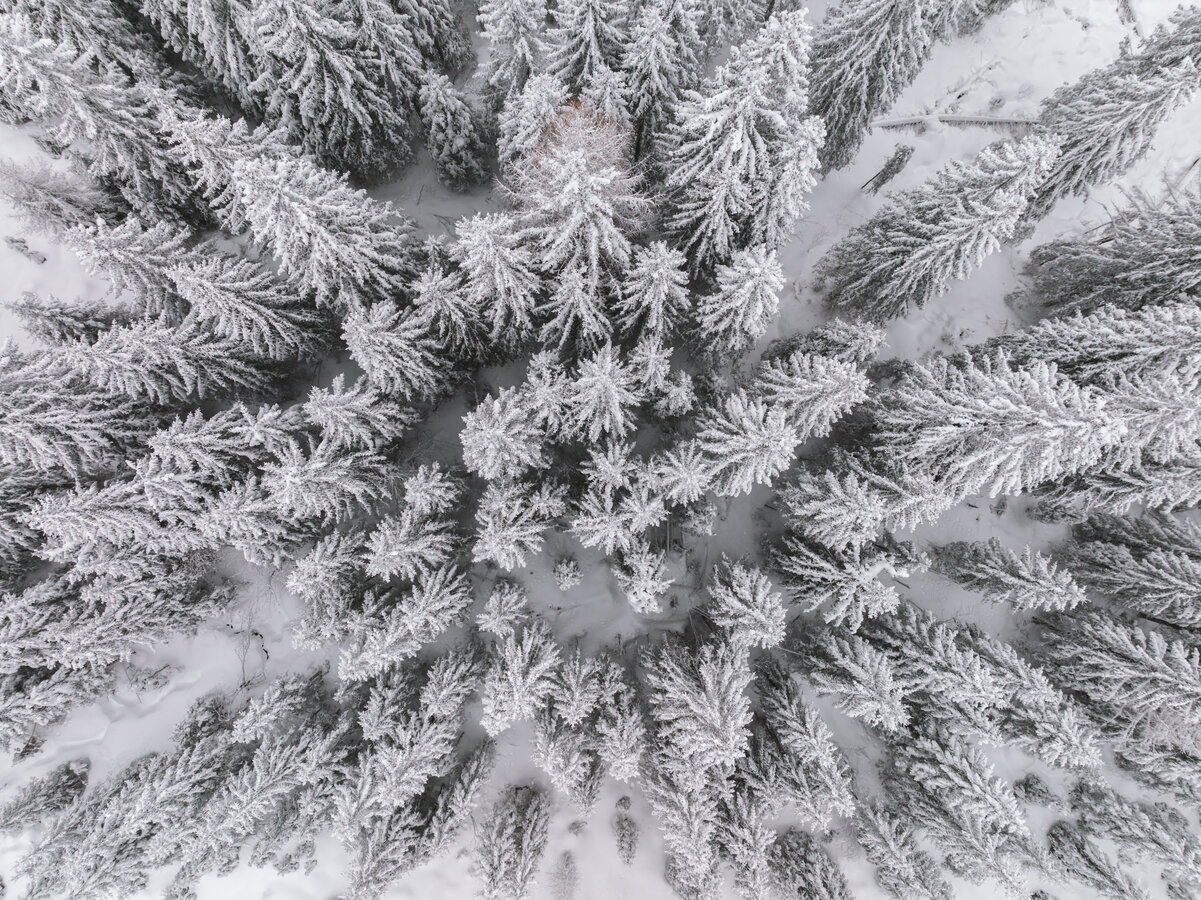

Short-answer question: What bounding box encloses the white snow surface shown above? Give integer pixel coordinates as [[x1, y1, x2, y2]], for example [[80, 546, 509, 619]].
[[0, 1, 1198, 898]]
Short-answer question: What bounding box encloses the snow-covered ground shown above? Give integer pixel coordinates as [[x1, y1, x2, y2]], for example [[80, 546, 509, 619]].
[[0, 1, 1197, 898]]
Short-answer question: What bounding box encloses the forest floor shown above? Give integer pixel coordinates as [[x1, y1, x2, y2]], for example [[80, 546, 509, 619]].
[[1, 1, 1199, 898]]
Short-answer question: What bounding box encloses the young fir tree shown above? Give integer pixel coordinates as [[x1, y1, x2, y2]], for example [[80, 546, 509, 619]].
[[454, 212, 542, 348], [809, 0, 933, 172], [694, 245, 785, 356], [1028, 47, 1201, 221], [817, 134, 1062, 321], [931, 539, 1086, 612], [478, 0, 545, 104], [419, 72, 488, 189], [615, 537, 672, 613], [544, 0, 628, 93], [663, 11, 824, 272], [1024, 188, 1201, 316]]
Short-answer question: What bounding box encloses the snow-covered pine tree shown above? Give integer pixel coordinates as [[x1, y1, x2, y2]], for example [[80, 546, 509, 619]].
[[497, 73, 569, 169], [474, 480, 567, 569], [1036, 608, 1201, 757], [565, 343, 644, 442], [408, 253, 484, 361], [1040, 455, 1201, 517], [1062, 513, 1201, 629], [1024, 189, 1200, 316], [663, 11, 823, 272], [768, 829, 850, 900], [1070, 779, 1201, 900], [263, 438, 394, 525], [303, 374, 415, 451], [796, 626, 910, 730], [623, 0, 687, 159], [18, 0, 156, 71], [644, 638, 752, 778], [474, 784, 552, 899], [462, 388, 547, 482], [339, 568, 473, 678], [613, 243, 690, 342], [755, 657, 856, 827], [342, 300, 446, 401], [66, 216, 191, 320], [544, 0, 627, 93], [773, 534, 907, 629], [481, 618, 561, 735], [536, 265, 611, 354], [855, 801, 953, 900], [454, 212, 542, 348], [248, 0, 410, 179], [0, 160, 124, 236], [753, 350, 869, 433], [1046, 821, 1151, 900], [140, 0, 260, 111], [809, 0, 932, 171], [858, 600, 1005, 739], [0, 17, 196, 215], [419, 72, 488, 189], [225, 153, 416, 308], [883, 725, 1034, 889], [350, 0, 425, 120], [9, 293, 131, 346], [985, 302, 1201, 388], [582, 64, 632, 128], [364, 508, 457, 584], [615, 537, 672, 613], [169, 247, 327, 360], [1029, 54, 1201, 221], [49, 314, 278, 405], [817, 134, 1061, 321], [478, 0, 545, 104], [511, 103, 645, 299], [694, 245, 784, 356], [924, 0, 1015, 42], [707, 560, 786, 649], [932, 539, 1086, 612], [698, 391, 801, 497]]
